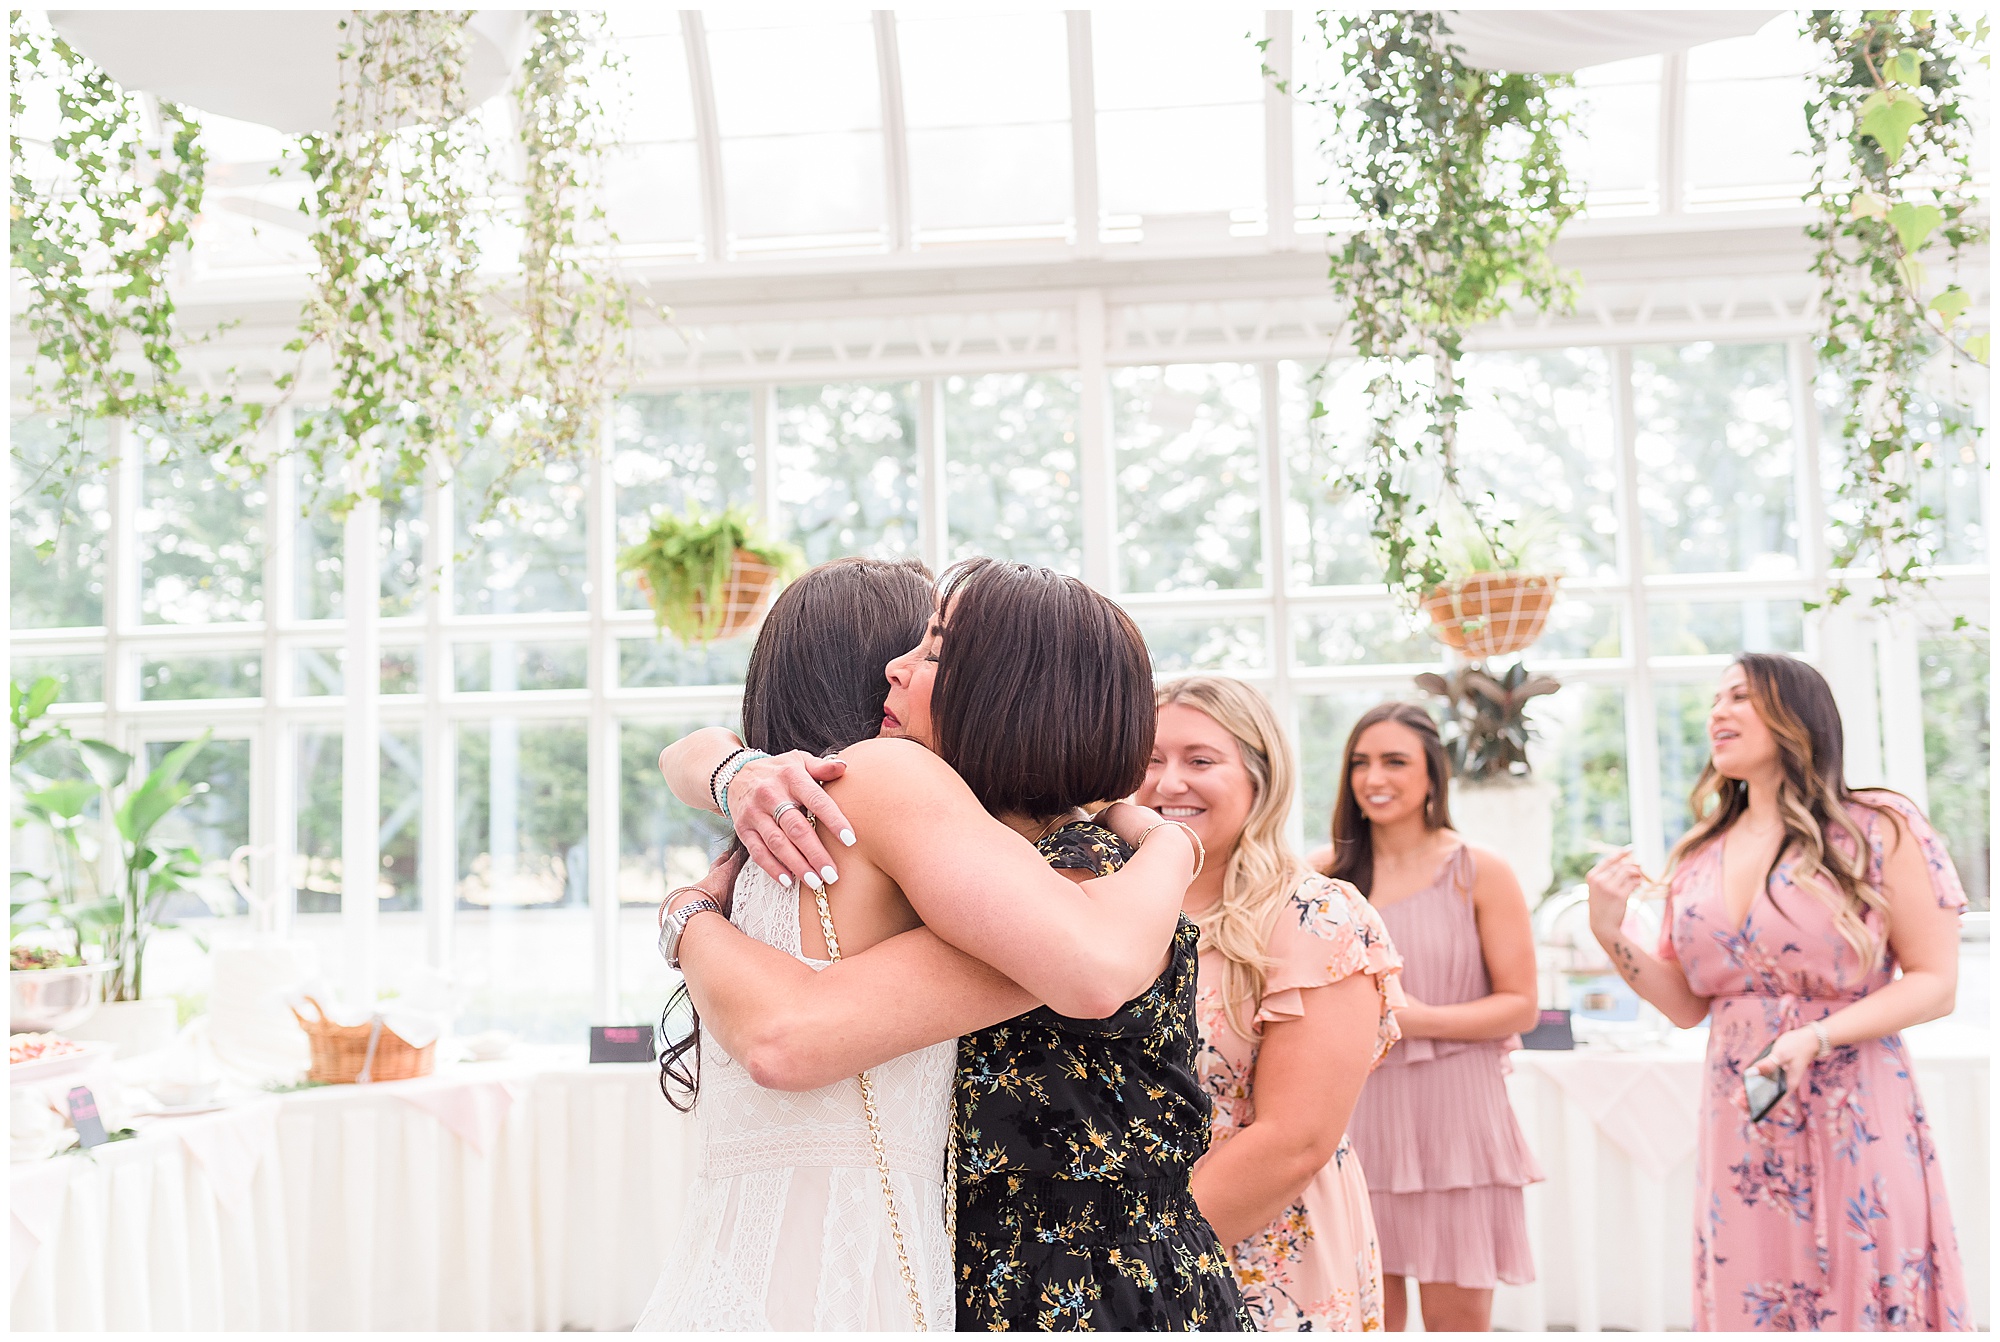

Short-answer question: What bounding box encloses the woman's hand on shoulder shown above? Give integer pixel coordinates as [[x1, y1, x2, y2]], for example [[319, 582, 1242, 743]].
[[725, 750, 853, 888]]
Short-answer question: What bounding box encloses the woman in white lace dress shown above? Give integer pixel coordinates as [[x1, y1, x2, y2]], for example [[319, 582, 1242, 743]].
[[636, 559, 1199, 1332]]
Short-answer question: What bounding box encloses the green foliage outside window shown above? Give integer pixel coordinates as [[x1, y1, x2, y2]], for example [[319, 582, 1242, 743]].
[[1919, 633, 1990, 911]]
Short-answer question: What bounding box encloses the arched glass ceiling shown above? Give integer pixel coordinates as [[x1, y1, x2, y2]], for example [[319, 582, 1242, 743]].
[[14, 8, 1985, 286]]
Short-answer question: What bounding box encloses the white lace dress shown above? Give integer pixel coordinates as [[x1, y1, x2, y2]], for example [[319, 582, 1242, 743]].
[[634, 864, 958, 1332]]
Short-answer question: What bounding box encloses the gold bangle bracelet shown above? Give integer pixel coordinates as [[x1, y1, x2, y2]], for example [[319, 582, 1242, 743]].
[[1137, 820, 1205, 882]]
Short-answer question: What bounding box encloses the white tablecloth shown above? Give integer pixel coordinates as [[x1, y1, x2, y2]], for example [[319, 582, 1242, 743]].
[[12, 1028, 1988, 1332], [1490, 1020, 1989, 1333], [11, 1057, 700, 1331]]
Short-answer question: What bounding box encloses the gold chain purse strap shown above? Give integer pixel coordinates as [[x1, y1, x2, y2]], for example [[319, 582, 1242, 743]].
[[810, 887, 931, 1332]]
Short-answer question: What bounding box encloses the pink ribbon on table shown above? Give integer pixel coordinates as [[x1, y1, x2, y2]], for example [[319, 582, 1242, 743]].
[[11, 1158, 74, 1291], [388, 1077, 525, 1157], [175, 1099, 282, 1220]]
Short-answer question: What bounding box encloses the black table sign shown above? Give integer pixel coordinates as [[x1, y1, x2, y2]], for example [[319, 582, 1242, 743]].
[[590, 1025, 657, 1064], [67, 1086, 111, 1147], [1519, 1008, 1576, 1051]]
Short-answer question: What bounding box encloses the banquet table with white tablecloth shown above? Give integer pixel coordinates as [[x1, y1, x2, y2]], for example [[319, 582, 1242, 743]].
[[10, 1024, 1988, 1331]]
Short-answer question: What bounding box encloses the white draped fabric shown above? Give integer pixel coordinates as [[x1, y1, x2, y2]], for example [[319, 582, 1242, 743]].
[[10, 1026, 1987, 1332]]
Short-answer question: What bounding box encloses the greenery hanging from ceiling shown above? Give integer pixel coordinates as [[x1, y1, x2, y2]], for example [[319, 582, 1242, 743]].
[[7, 12, 251, 536], [280, 9, 500, 517], [1804, 10, 1988, 617], [1283, 11, 1582, 610]]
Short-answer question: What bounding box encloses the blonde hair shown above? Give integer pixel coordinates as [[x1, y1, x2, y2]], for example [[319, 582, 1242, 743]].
[[1155, 676, 1307, 1040], [1665, 653, 1893, 967]]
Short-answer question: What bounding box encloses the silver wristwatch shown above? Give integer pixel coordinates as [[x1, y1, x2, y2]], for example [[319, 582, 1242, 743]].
[[659, 896, 725, 970]]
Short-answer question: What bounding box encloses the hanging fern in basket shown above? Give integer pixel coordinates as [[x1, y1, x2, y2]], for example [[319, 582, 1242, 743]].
[[1803, 11, 1988, 617], [617, 508, 805, 645], [1285, 11, 1582, 608]]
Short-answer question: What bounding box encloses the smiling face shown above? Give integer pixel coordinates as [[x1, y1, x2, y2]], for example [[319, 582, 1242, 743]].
[[1347, 718, 1433, 829], [1138, 702, 1258, 861], [1706, 662, 1779, 781], [881, 614, 941, 748]]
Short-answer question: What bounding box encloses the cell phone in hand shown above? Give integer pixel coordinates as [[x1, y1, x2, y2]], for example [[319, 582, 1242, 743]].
[[1744, 1041, 1786, 1122]]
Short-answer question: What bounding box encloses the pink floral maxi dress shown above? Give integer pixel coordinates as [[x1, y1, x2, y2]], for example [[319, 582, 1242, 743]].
[[1192, 873, 1405, 1331], [1660, 794, 1970, 1331]]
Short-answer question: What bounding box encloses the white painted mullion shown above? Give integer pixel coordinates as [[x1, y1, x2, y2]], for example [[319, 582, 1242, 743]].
[[680, 11, 729, 263], [102, 420, 141, 895], [752, 385, 779, 526], [1075, 290, 1116, 591], [255, 409, 295, 927], [1262, 11, 1295, 250], [587, 400, 621, 1025], [1257, 360, 1300, 846], [1065, 11, 1100, 258], [1611, 346, 1665, 869], [1658, 52, 1686, 216], [1787, 337, 1830, 658], [421, 467, 456, 975], [340, 484, 382, 1003], [917, 378, 948, 571], [873, 12, 912, 253]]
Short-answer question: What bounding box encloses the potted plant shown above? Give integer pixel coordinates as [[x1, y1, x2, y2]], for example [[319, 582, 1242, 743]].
[[1420, 500, 1561, 660], [9, 677, 213, 1055], [617, 507, 805, 645], [1415, 662, 1562, 899]]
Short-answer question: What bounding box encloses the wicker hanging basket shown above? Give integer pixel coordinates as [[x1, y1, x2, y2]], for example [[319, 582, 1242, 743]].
[[289, 996, 436, 1085], [1422, 572, 1559, 660], [637, 549, 783, 643]]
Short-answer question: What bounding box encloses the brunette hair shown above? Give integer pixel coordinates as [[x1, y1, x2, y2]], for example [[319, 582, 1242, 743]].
[[1326, 701, 1453, 898], [1666, 652, 1894, 966], [660, 556, 935, 1112], [931, 557, 1154, 820], [1155, 676, 1309, 1040]]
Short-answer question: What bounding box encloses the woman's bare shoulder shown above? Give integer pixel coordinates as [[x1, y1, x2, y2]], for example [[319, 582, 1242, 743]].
[[825, 737, 969, 805]]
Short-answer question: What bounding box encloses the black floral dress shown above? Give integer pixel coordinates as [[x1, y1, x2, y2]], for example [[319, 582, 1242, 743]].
[[952, 821, 1251, 1332]]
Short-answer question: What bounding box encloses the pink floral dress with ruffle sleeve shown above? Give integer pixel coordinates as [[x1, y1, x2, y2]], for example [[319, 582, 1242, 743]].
[[1661, 792, 1971, 1331], [1192, 872, 1406, 1331]]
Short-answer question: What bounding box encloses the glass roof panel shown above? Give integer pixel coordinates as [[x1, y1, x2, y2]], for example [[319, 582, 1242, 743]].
[[1558, 55, 1662, 216], [1093, 12, 1266, 227], [1290, 15, 1354, 232], [706, 12, 884, 246], [898, 11, 1072, 241], [1684, 17, 1814, 209]]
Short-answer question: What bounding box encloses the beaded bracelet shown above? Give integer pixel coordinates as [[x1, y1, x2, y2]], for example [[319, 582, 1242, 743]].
[[707, 746, 754, 813], [713, 749, 771, 819]]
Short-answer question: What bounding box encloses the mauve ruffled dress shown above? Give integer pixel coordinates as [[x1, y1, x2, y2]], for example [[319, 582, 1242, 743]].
[[1344, 844, 1542, 1290]]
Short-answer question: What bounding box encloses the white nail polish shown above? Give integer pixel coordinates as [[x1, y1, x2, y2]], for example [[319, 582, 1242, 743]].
[[778, 874, 793, 889], [803, 872, 824, 892], [821, 865, 838, 884], [840, 829, 856, 847]]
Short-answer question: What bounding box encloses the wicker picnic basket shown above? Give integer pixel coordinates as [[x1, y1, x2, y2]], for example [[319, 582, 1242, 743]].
[[290, 996, 435, 1084], [1422, 572, 1559, 660], [637, 549, 782, 643]]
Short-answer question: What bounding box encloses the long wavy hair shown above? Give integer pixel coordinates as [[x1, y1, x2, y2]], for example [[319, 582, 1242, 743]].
[[1665, 652, 1894, 968], [657, 557, 934, 1112], [1155, 676, 1307, 1041], [1325, 701, 1453, 897]]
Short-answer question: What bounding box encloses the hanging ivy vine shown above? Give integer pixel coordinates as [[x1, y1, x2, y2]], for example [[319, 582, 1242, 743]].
[[503, 10, 633, 478], [1284, 11, 1582, 607], [7, 13, 247, 534], [1804, 10, 1989, 615], [279, 10, 501, 517]]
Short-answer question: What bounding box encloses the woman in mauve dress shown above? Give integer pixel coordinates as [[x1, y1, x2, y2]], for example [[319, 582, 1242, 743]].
[[1311, 702, 1543, 1332], [1587, 653, 1968, 1331], [1143, 676, 1405, 1331]]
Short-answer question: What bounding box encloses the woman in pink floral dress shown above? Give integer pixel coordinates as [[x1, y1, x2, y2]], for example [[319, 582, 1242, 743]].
[[1141, 677, 1404, 1331], [1588, 654, 1969, 1331]]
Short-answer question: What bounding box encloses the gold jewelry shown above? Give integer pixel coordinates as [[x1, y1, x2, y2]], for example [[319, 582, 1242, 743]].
[[810, 887, 933, 1331], [1811, 1020, 1831, 1058], [1137, 819, 1206, 881]]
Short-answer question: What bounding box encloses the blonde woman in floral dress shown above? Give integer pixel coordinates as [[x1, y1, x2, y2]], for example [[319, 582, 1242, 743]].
[[1140, 676, 1405, 1331]]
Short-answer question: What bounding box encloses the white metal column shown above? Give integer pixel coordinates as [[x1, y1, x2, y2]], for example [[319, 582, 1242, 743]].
[[1256, 361, 1304, 847], [917, 377, 949, 572], [1657, 51, 1687, 216], [1611, 347, 1666, 869], [1075, 291, 1116, 591], [1065, 11, 1100, 258], [874, 11, 912, 253], [681, 11, 729, 264], [1262, 11, 1295, 250], [421, 467, 457, 972], [340, 479, 382, 1003], [588, 404, 621, 1024], [752, 385, 779, 526], [256, 411, 295, 931]]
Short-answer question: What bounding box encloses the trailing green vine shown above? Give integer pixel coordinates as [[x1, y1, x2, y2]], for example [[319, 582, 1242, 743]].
[[280, 10, 501, 517], [1282, 12, 1581, 607], [8, 13, 248, 535], [503, 10, 634, 478], [1804, 10, 1988, 615]]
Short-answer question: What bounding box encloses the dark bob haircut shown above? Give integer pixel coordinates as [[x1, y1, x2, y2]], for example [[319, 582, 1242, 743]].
[[930, 557, 1154, 820], [740, 556, 935, 758]]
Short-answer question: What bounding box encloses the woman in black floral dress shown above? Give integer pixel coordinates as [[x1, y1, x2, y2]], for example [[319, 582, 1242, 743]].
[[662, 558, 1249, 1331], [955, 819, 1246, 1331]]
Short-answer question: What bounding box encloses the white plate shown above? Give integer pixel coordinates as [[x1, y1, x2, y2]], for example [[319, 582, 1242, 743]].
[[9, 1040, 114, 1084]]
